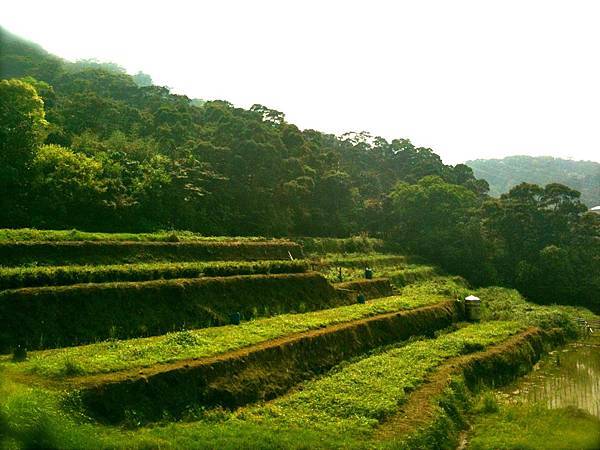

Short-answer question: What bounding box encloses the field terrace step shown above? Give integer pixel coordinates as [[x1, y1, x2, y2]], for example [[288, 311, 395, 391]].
[[4, 292, 453, 379], [0, 260, 309, 290], [0, 240, 302, 266], [92, 320, 532, 445], [229, 321, 529, 439], [65, 300, 461, 423], [0, 272, 353, 352]]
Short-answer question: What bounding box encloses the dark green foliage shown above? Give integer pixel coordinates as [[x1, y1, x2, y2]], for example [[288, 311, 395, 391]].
[[387, 176, 600, 312], [0, 28, 485, 235], [0, 273, 346, 352]]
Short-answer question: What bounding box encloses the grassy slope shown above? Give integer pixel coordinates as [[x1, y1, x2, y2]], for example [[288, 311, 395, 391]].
[[1, 278, 461, 379], [1, 264, 597, 449], [0, 321, 525, 449]]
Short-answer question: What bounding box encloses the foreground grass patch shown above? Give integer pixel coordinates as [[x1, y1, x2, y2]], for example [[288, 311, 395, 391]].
[[468, 401, 600, 450]]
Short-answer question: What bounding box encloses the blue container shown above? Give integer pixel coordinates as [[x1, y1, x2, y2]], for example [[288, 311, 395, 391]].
[[229, 312, 241, 325]]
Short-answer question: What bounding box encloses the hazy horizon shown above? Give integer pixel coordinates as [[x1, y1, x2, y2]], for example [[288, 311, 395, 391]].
[[3, 0, 600, 165]]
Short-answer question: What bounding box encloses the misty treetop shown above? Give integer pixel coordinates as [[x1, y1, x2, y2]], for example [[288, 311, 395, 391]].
[[467, 155, 600, 207], [1, 26, 598, 312]]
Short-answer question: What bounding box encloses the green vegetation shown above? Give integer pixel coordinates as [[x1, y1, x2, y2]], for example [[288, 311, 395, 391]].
[[468, 401, 600, 450], [0, 228, 284, 242], [475, 286, 596, 338], [2, 289, 450, 379], [0, 275, 596, 449], [241, 321, 523, 432], [2, 28, 599, 313], [0, 28, 486, 237], [0, 240, 302, 266], [296, 236, 385, 256], [0, 321, 526, 450], [1, 25, 599, 450], [386, 176, 600, 313], [0, 273, 346, 352], [0, 259, 308, 289], [467, 155, 600, 207]]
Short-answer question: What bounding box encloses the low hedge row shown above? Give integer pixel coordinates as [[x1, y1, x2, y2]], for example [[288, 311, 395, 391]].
[[0, 272, 348, 352], [390, 266, 438, 286], [0, 260, 309, 290], [0, 240, 302, 266], [295, 236, 386, 255], [335, 278, 394, 299]]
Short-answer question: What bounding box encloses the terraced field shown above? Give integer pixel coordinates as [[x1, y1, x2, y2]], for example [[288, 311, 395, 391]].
[[0, 230, 596, 449]]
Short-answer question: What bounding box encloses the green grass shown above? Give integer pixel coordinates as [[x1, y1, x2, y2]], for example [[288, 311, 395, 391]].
[[0, 253, 418, 290], [0, 228, 285, 243], [2, 276, 595, 450], [1, 287, 454, 379], [0, 260, 308, 289], [0, 253, 417, 290], [239, 321, 524, 433], [322, 262, 437, 285], [295, 236, 385, 256], [0, 320, 525, 450], [475, 286, 597, 338], [468, 400, 600, 450], [313, 253, 406, 268]]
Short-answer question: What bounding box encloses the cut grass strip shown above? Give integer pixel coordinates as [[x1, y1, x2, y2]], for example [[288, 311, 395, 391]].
[[323, 263, 438, 285], [0, 260, 308, 290], [0, 228, 283, 243], [2, 290, 453, 379], [295, 236, 385, 255]]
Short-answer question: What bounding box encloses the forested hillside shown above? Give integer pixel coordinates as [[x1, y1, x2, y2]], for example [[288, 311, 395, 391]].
[[0, 27, 488, 235], [467, 156, 600, 207], [1, 26, 599, 312]]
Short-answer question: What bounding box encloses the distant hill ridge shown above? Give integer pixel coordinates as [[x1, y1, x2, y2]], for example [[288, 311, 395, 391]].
[[466, 155, 600, 207]]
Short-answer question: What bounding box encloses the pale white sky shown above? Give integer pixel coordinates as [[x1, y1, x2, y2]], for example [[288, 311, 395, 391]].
[[2, 0, 600, 164]]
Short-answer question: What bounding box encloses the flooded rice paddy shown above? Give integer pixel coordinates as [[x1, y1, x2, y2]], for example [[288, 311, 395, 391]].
[[498, 336, 600, 418]]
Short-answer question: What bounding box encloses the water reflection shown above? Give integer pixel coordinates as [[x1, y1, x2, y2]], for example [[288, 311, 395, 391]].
[[499, 337, 600, 418]]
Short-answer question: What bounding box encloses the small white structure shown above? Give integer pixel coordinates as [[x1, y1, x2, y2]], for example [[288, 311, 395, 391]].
[[590, 206, 600, 214], [464, 295, 481, 321]]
